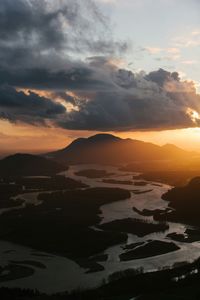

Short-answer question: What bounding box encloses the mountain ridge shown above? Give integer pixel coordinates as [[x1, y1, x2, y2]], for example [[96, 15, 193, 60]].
[[45, 133, 193, 165]]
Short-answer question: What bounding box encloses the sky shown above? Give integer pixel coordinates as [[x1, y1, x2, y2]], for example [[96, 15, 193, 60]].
[[0, 0, 200, 155]]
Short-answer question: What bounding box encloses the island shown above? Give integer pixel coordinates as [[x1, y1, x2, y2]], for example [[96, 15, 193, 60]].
[[119, 240, 180, 261], [99, 218, 169, 237]]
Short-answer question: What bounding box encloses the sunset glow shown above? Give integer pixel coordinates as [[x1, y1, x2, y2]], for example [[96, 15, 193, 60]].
[[2, 1, 200, 298]]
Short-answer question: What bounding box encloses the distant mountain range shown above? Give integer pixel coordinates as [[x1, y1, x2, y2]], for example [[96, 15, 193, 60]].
[[46, 133, 193, 165], [0, 134, 197, 178], [0, 153, 67, 177]]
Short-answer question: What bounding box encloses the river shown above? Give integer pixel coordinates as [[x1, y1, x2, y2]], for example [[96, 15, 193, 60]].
[[0, 164, 200, 294]]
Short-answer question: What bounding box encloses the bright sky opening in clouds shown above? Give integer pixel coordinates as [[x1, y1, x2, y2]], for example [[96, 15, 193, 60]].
[[0, 0, 200, 154]]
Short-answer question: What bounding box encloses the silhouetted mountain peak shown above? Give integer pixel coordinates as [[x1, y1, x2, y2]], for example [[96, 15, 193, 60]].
[[61, 134, 121, 153], [87, 133, 121, 143]]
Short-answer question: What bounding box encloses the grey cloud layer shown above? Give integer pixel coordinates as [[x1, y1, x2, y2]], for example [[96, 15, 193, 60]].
[[0, 0, 128, 72], [0, 85, 66, 125], [0, 0, 199, 131], [58, 66, 200, 131]]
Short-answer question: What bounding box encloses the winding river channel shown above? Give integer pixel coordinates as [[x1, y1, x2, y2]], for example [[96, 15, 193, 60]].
[[0, 164, 200, 294]]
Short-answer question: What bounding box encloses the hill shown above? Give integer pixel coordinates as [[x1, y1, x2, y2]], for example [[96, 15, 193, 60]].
[[155, 177, 200, 226], [0, 153, 67, 177]]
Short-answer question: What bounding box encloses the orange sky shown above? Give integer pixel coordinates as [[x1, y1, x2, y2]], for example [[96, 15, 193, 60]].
[[1, 119, 200, 156]]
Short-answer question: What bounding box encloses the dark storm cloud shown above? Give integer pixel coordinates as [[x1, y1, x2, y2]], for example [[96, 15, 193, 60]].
[[0, 85, 66, 124], [146, 69, 180, 86], [0, 0, 128, 71], [57, 67, 200, 131], [0, 0, 200, 131], [0, 0, 129, 89], [0, 67, 107, 91]]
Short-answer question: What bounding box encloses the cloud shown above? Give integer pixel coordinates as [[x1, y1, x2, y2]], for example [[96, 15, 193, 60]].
[[0, 0, 199, 133], [145, 68, 180, 86], [143, 46, 181, 63], [56, 66, 200, 131], [1, 59, 200, 131], [0, 0, 129, 89], [0, 0, 128, 70], [0, 85, 66, 125]]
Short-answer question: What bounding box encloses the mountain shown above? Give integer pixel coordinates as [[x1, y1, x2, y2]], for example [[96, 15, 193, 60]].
[[46, 133, 192, 165], [161, 143, 190, 157], [0, 154, 67, 177]]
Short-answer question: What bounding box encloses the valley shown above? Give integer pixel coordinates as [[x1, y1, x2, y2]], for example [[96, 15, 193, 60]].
[[1, 135, 200, 299], [1, 162, 200, 297]]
